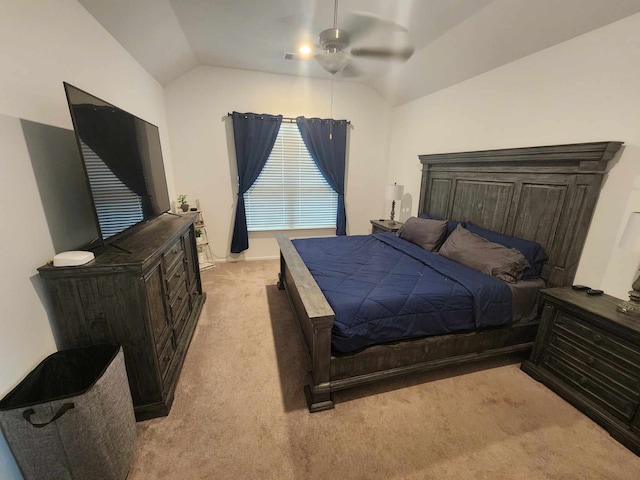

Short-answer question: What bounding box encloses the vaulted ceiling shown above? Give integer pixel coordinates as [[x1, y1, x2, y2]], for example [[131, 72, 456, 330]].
[[79, 0, 640, 106]]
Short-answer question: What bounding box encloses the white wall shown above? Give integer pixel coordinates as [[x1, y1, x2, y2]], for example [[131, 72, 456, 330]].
[[164, 66, 392, 260], [0, 1, 174, 477], [387, 12, 640, 300]]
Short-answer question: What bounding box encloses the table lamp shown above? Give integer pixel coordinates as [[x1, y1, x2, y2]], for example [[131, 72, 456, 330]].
[[385, 183, 404, 223], [617, 212, 640, 315]]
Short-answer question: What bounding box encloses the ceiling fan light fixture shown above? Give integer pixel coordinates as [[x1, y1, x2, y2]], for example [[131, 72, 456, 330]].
[[292, 0, 414, 77], [315, 51, 350, 75], [298, 43, 312, 57]]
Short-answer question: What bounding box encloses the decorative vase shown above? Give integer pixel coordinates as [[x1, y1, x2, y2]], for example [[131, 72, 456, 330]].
[[180, 203, 189, 212]]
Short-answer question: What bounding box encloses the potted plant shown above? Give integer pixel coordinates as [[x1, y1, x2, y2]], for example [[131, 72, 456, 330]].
[[195, 228, 202, 239], [177, 194, 189, 212]]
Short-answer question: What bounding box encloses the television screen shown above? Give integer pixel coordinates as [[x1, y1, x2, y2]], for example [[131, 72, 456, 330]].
[[64, 83, 171, 246]]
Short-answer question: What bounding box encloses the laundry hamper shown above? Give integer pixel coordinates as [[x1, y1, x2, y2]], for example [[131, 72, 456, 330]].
[[0, 344, 136, 480]]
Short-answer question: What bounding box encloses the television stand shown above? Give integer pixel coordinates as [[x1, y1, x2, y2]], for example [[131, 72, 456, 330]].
[[108, 242, 132, 254], [38, 214, 205, 420]]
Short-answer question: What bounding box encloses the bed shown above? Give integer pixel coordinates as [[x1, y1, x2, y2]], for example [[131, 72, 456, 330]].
[[276, 141, 622, 412]]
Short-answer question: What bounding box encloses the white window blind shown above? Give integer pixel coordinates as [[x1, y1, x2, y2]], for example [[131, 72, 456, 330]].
[[81, 141, 144, 239], [245, 123, 337, 231]]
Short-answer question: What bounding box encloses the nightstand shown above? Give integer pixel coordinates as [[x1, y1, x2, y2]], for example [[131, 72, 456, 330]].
[[521, 287, 640, 455], [370, 219, 403, 234]]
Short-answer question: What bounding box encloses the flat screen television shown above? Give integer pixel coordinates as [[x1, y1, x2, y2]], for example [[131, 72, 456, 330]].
[[64, 82, 171, 248]]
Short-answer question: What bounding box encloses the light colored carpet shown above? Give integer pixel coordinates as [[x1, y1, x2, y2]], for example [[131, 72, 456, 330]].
[[128, 259, 640, 479]]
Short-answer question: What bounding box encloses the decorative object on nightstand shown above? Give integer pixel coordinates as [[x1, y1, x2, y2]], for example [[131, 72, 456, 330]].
[[370, 219, 403, 234], [385, 183, 404, 222], [617, 212, 640, 315], [521, 287, 640, 455]]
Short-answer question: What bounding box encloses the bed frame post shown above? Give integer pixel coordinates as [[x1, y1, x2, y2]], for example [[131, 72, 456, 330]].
[[275, 233, 336, 412], [304, 316, 334, 412]]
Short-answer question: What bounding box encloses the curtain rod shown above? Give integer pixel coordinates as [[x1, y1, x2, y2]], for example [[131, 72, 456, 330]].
[[227, 113, 350, 125]]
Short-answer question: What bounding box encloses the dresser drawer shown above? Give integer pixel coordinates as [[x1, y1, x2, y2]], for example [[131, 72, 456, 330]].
[[173, 300, 190, 341], [189, 282, 199, 309], [157, 335, 175, 381], [163, 237, 184, 272], [166, 256, 187, 298], [169, 281, 189, 323]]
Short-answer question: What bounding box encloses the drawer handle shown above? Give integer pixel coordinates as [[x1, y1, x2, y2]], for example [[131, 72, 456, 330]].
[[177, 295, 183, 301], [172, 249, 178, 254], [579, 377, 588, 386], [585, 356, 595, 366], [593, 334, 602, 345], [164, 353, 171, 362]]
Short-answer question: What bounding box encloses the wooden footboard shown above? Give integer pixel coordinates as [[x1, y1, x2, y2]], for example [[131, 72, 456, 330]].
[[275, 233, 335, 411]]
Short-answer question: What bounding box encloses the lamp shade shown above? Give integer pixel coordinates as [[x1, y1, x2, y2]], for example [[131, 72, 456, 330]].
[[385, 184, 404, 201], [619, 212, 640, 252]]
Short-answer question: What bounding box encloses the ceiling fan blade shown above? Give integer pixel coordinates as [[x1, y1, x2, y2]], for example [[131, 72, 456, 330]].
[[342, 11, 409, 45], [350, 46, 414, 61]]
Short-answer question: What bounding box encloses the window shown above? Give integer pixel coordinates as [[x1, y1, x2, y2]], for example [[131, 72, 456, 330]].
[[245, 123, 337, 231]]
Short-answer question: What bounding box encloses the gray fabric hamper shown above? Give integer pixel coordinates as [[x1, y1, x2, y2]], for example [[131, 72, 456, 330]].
[[0, 344, 136, 480]]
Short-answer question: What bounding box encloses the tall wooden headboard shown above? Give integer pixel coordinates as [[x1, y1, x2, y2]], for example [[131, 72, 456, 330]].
[[418, 142, 622, 288]]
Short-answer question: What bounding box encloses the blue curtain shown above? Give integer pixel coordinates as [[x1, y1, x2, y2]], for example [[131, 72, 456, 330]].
[[231, 112, 282, 253], [296, 117, 348, 235]]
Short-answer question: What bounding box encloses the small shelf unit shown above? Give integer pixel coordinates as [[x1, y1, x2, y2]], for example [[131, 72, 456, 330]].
[[173, 199, 214, 271]]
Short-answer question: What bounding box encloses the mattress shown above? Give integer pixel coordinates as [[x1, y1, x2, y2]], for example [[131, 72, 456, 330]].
[[292, 233, 522, 353]]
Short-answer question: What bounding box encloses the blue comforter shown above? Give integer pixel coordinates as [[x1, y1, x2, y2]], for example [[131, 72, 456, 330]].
[[292, 233, 512, 353]]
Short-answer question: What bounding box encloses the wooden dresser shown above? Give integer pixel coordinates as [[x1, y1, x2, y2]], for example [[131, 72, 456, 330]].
[[38, 214, 205, 421], [521, 287, 640, 454]]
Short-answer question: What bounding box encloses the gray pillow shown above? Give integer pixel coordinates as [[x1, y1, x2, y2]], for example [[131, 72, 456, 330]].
[[397, 216, 448, 251], [439, 225, 530, 283]]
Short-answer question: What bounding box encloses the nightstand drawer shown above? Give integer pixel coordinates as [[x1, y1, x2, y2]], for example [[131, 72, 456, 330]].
[[554, 312, 640, 376], [548, 332, 640, 397], [544, 350, 638, 422]]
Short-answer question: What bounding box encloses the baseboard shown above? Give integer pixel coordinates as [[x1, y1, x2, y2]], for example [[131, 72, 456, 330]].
[[223, 255, 280, 263]]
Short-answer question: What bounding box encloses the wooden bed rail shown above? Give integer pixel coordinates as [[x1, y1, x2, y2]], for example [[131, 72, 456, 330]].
[[275, 233, 335, 411]]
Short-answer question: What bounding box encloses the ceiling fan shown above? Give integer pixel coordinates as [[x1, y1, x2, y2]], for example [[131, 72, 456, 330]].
[[304, 0, 415, 76]]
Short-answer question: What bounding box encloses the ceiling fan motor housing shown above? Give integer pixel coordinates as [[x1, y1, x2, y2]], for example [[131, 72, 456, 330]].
[[319, 28, 349, 52]]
